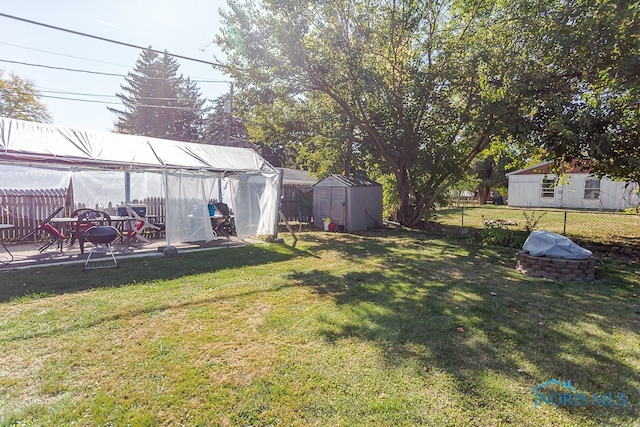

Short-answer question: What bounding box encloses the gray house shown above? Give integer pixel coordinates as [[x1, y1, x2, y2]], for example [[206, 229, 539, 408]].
[[313, 175, 383, 231]]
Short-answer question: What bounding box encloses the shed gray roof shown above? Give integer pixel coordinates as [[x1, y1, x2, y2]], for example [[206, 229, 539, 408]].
[[315, 174, 381, 187], [280, 168, 318, 185]]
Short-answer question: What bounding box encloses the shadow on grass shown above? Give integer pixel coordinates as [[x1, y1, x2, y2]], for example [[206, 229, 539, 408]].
[[288, 230, 640, 423], [0, 243, 307, 303]]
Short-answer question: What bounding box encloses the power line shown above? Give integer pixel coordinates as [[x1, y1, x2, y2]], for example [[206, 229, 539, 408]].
[[0, 41, 130, 68], [38, 89, 119, 98], [39, 94, 120, 105], [0, 12, 230, 69], [3, 58, 229, 83], [132, 104, 205, 111], [0, 59, 124, 77], [38, 90, 220, 105], [0, 41, 232, 82], [2, 59, 233, 87], [39, 94, 209, 110]]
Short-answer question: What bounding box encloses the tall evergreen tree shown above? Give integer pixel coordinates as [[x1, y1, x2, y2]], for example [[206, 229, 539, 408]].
[[176, 77, 209, 142], [109, 48, 207, 142]]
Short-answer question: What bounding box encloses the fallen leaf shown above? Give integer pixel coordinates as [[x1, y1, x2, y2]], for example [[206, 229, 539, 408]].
[[517, 368, 527, 373], [507, 304, 519, 313], [457, 326, 465, 333], [490, 292, 498, 296]]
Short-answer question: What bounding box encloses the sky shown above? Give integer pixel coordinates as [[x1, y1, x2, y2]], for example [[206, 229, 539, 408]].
[[0, 0, 232, 132]]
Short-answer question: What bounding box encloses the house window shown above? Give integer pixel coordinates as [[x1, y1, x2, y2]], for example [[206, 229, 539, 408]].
[[584, 179, 601, 199], [541, 179, 555, 198]]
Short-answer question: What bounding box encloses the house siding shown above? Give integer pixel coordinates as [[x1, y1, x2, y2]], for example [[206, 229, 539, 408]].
[[508, 172, 639, 210]]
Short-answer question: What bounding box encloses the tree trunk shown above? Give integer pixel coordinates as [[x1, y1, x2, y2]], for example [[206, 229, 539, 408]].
[[395, 167, 410, 224], [479, 186, 491, 204]]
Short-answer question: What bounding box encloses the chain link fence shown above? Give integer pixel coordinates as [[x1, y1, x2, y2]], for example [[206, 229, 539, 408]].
[[434, 205, 640, 249]]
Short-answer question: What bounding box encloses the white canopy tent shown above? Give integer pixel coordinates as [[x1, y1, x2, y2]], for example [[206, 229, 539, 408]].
[[0, 117, 282, 243]]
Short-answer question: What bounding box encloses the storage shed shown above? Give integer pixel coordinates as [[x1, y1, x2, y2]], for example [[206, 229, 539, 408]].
[[312, 175, 382, 231]]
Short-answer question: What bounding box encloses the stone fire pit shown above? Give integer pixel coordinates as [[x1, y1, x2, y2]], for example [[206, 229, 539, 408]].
[[516, 230, 595, 281], [516, 250, 595, 281]]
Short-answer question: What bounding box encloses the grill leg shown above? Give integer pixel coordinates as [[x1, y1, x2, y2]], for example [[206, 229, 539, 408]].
[[83, 243, 118, 271]]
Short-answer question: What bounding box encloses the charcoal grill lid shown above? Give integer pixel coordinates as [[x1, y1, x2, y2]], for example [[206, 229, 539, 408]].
[[84, 226, 119, 244]]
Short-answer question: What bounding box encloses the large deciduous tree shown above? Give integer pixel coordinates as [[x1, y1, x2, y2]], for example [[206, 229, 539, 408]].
[[519, 0, 639, 183], [216, 0, 551, 226], [109, 49, 207, 142], [0, 71, 51, 123]]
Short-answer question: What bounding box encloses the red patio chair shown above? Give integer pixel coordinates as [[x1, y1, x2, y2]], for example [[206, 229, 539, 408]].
[[18, 206, 66, 253]]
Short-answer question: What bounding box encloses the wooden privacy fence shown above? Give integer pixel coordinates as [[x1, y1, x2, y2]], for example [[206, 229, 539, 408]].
[[280, 185, 314, 223], [0, 189, 168, 242], [0, 188, 71, 241], [0, 187, 311, 241], [142, 197, 165, 224]]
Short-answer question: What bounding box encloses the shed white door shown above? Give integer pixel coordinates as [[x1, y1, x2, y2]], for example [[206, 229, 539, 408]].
[[313, 186, 347, 228], [330, 187, 347, 226]]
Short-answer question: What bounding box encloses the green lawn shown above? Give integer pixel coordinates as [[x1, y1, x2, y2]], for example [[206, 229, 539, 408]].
[[0, 230, 638, 426]]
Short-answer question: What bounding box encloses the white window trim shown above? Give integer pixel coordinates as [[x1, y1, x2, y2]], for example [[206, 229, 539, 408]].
[[541, 178, 555, 198], [584, 179, 601, 199]]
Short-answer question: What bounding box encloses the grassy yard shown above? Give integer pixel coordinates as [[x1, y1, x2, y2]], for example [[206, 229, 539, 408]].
[[0, 230, 638, 426]]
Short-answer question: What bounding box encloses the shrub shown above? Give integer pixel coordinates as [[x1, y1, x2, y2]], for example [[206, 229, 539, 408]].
[[481, 225, 527, 248], [522, 210, 547, 232]]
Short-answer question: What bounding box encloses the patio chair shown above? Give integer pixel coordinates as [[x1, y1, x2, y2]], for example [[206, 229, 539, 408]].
[[69, 209, 111, 254], [18, 206, 66, 253], [123, 205, 160, 244], [213, 202, 235, 238]]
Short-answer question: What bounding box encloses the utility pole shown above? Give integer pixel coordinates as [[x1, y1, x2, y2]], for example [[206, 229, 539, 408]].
[[224, 82, 234, 146]]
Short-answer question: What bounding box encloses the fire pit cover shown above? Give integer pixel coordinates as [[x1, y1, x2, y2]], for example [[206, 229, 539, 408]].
[[522, 230, 592, 259]]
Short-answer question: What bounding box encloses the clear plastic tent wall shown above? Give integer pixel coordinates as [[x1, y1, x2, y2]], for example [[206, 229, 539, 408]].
[[71, 169, 164, 210], [164, 169, 217, 244], [229, 173, 280, 238], [0, 117, 281, 242]]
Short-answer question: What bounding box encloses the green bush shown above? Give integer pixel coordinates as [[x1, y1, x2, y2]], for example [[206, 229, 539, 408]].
[[481, 226, 527, 248]]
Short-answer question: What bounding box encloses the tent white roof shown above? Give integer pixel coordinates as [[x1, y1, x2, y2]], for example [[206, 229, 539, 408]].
[[0, 117, 282, 242], [0, 117, 276, 174]]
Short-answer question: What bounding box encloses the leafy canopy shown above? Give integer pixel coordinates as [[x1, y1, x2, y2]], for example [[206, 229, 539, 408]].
[[518, 0, 640, 183], [0, 71, 51, 123], [217, 0, 639, 224], [218, 0, 548, 225]]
